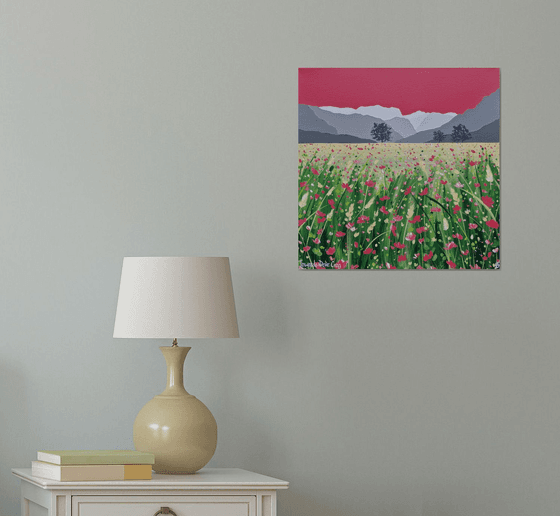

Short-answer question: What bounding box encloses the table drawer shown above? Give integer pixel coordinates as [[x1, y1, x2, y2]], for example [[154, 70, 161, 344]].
[[72, 495, 256, 516]]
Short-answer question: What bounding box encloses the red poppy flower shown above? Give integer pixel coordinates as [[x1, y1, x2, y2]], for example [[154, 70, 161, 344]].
[[452, 233, 463, 240], [430, 207, 441, 212], [453, 205, 461, 214], [441, 180, 448, 185], [328, 199, 335, 209], [409, 215, 421, 224], [469, 223, 478, 229], [419, 187, 428, 196], [334, 260, 348, 269], [303, 246, 310, 252], [317, 217, 326, 223], [394, 242, 406, 249], [443, 242, 458, 250], [335, 231, 346, 237], [365, 180, 375, 188], [363, 248, 375, 255], [486, 220, 499, 229], [312, 168, 319, 175], [317, 211, 326, 217], [380, 206, 389, 215], [423, 251, 433, 262], [326, 247, 336, 255], [416, 226, 427, 234], [357, 215, 370, 224], [481, 196, 494, 208], [393, 215, 403, 222], [380, 195, 390, 201], [398, 255, 407, 262], [298, 218, 307, 227], [446, 261, 457, 269], [404, 186, 412, 195]]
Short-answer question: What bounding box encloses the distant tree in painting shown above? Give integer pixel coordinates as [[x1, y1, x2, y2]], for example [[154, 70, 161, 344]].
[[433, 130, 445, 142], [370, 122, 392, 142], [451, 124, 472, 142]]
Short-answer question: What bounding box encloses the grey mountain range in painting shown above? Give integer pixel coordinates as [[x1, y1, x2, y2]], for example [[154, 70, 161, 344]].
[[299, 87, 500, 143], [319, 105, 456, 133]]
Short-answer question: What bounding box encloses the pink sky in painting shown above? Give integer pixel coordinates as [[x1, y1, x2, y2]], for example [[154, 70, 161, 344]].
[[299, 68, 500, 115]]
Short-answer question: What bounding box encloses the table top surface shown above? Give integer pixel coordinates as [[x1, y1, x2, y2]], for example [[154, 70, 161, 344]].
[[12, 467, 289, 490]]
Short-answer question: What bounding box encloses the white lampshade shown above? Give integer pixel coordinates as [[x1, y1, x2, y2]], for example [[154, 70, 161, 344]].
[[113, 257, 239, 339]]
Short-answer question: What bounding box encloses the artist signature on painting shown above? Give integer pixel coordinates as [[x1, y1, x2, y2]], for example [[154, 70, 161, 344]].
[[299, 261, 335, 269]]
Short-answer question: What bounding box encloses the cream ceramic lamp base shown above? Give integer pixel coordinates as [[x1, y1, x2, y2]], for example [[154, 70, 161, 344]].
[[133, 346, 217, 474]]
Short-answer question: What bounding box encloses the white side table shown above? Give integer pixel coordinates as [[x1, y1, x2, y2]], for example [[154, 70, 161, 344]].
[[12, 467, 288, 516]]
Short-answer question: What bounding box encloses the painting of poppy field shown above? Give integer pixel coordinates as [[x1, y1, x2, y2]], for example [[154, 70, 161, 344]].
[[298, 68, 500, 270], [298, 143, 500, 269]]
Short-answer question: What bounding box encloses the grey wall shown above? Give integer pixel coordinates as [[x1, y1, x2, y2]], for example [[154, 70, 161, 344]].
[[1, 1, 559, 515]]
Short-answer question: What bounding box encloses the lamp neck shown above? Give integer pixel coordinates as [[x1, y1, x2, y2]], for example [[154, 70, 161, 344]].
[[159, 346, 191, 396]]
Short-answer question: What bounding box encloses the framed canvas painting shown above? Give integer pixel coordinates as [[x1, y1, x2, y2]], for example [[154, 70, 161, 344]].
[[298, 68, 500, 270]]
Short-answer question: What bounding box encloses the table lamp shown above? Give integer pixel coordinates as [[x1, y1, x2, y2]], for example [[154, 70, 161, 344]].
[[113, 257, 239, 474]]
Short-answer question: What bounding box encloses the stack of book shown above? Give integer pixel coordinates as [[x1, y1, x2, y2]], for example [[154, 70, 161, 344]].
[[31, 450, 155, 481]]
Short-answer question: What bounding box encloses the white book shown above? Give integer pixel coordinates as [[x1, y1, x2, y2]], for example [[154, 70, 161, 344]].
[[36, 449, 154, 465]]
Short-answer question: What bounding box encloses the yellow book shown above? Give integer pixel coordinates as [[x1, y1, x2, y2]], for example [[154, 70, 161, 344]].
[[31, 461, 152, 481], [124, 464, 153, 480]]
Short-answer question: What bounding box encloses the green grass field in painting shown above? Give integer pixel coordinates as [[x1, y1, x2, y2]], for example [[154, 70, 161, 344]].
[[298, 143, 500, 270]]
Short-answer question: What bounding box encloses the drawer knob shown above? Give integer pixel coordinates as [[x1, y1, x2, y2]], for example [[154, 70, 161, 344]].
[[154, 508, 177, 516]]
